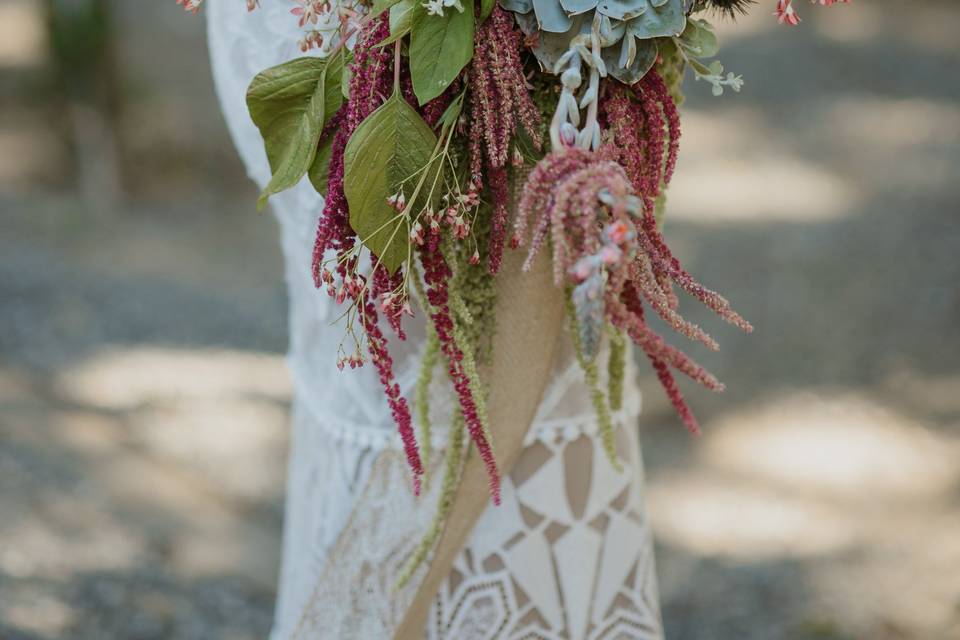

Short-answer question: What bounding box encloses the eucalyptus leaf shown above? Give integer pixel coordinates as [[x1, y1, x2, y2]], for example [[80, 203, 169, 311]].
[[559, 0, 599, 15], [533, 0, 573, 33], [679, 17, 718, 58], [409, 3, 475, 104], [596, 0, 643, 21], [603, 35, 657, 84], [624, 0, 685, 39], [499, 0, 533, 12], [523, 14, 588, 70], [344, 92, 438, 273]]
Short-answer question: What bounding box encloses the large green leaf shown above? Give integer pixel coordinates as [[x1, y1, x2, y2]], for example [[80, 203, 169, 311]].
[[344, 93, 438, 273], [371, 0, 403, 16], [246, 53, 346, 209], [409, 5, 474, 105], [479, 0, 496, 21], [308, 133, 335, 197], [377, 0, 415, 47]]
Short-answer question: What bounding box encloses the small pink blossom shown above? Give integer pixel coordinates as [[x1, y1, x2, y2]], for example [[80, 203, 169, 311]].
[[291, 0, 329, 27], [606, 220, 633, 245], [775, 0, 801, 25]]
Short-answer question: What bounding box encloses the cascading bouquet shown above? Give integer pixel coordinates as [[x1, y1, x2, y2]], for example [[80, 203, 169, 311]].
[[182, 0, 847, 580]]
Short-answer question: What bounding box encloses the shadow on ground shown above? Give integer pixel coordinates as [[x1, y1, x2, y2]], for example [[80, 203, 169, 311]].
[[0, 0, 957, 638]]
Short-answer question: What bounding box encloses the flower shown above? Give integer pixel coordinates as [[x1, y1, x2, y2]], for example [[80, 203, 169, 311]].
[[290, 0, 331, 27], [606, 220, 633, 245], [774, 0, 801, 25], [174, 0, 204, 13], [422, 0, 445, 16]]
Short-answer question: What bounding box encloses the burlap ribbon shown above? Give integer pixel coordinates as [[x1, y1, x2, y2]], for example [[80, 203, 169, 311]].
[[291, 243, 565, 639], [394, 247, 566, 638]]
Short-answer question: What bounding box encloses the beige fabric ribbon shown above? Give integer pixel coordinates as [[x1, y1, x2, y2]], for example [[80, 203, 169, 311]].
[[291, 238, 566, 639], [394, 247, 566, 638]]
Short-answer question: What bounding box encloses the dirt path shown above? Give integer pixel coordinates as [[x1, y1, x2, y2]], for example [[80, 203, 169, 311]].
[[0, 1, 958, 638]]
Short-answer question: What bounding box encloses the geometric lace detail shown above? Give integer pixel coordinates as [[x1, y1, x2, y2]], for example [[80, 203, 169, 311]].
[[429, 424, 663, 640]]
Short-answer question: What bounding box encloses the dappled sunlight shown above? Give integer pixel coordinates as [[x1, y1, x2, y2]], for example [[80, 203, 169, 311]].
[[0, 1, 47, 68], [649, 391, 959, 558], [1, 0, 956, 636], [136, 399, 289, 502], [0, 122, 64, 191], [880, 2, 960, 56], [667, 109, 860, 223], [812, 1, 883, 44], [648, 474, 856, 558], [823, 97, 960, 149], [52, 408, 282, 588], [0, 585, 76, 637], [704, 393, 960, 498], [710, 0, 957, 58], [55, 346, 291, 504], [883, 369, 960, 417], [668, 155, 857, 223], [55, 346, 292, 410]]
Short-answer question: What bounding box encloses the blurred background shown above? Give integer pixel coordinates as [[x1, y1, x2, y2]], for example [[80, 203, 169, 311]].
[[0, 0, 957, 638]]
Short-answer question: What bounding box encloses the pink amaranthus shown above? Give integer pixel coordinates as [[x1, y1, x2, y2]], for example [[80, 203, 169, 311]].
[[775, 0, 850, 26]]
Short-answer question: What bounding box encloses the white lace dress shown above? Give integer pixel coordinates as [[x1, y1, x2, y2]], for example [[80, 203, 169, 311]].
[[206, 3, 663, 638]]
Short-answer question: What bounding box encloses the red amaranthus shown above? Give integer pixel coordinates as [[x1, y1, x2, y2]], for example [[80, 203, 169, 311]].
[[467, 6, 542, 274], [309, 16, 425, 487], [514, 143, 752, 434]]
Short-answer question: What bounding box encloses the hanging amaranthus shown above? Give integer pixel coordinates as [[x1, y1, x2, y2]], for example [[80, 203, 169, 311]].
[[602, 70, 682, 220], [420, 235, 500, 501], [216, 0, 853, 513], [466, 6, 542, 274], [308, 16, 424, 486], [514, 147, 752, 438]]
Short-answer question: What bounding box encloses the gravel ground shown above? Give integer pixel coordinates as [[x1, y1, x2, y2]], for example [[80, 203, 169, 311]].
[[1, 1, 958, 638]]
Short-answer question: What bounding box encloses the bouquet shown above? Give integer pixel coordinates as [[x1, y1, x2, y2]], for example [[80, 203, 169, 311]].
[[182, 0, 848, 585]]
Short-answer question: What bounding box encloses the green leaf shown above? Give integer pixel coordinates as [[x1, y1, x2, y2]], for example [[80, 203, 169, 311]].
[[377, 0, 415, 47], [324, 50, 349, 116], [246, 54, 347, 209], [308, 133, 335, 196], [344, 92, 438, 273], [436, 90, 465, 134], [341, 61, 352, 99], [409, 4, 474, 105], [371, 0, 402, 16], [479, 0, 496, 21], [678, 17, 719, 58]]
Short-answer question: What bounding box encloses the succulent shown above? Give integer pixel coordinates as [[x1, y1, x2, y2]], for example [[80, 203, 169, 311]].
[[502, 0, 686, 83]]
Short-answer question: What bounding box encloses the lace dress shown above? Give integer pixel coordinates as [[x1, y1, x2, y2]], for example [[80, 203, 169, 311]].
[[206, 3, 663, 638]]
